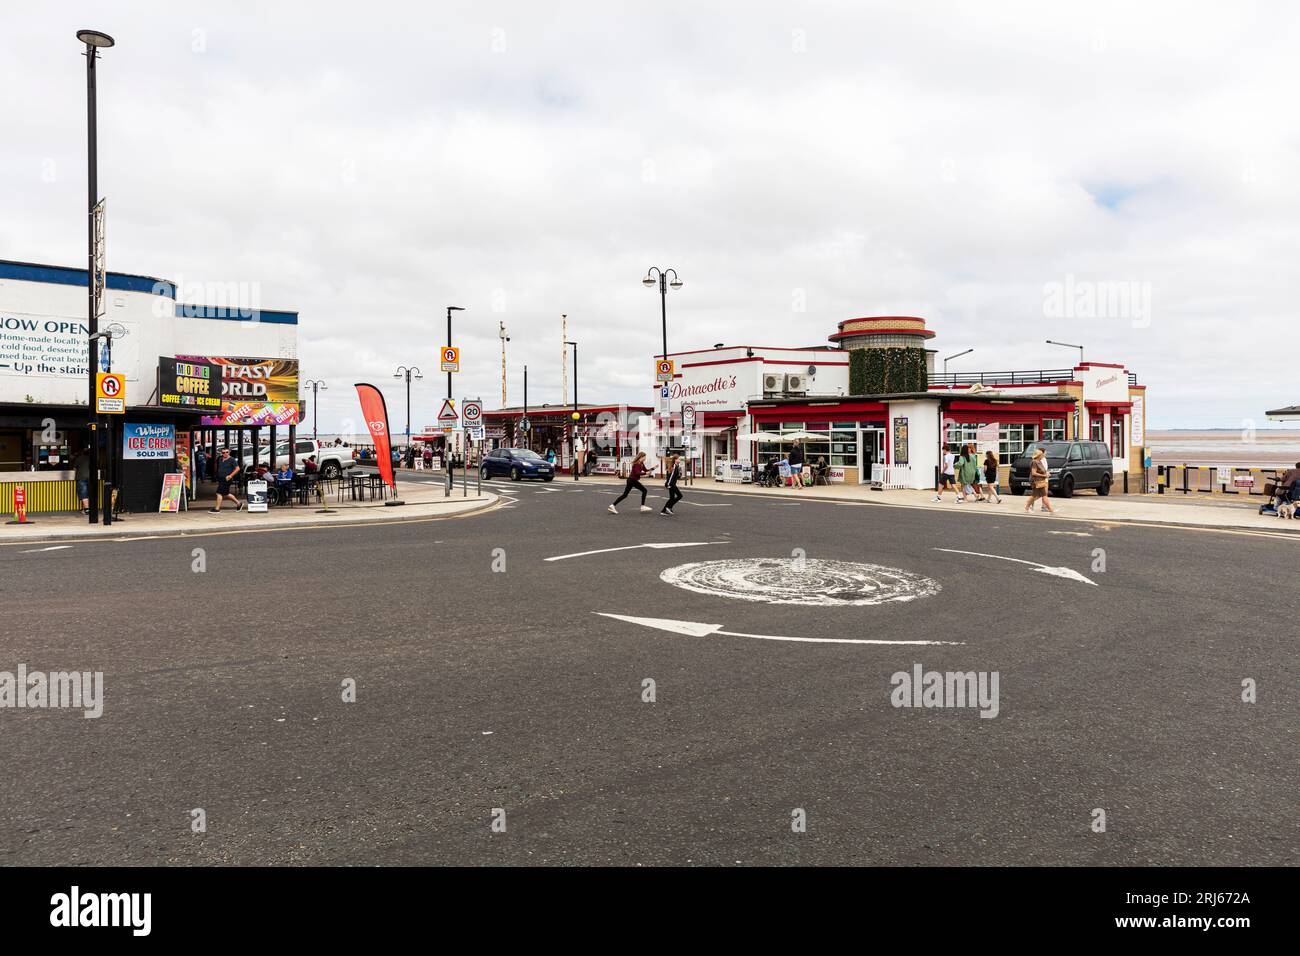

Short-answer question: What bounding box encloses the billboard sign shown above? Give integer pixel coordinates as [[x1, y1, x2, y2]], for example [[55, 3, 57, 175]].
[[158, 357, 222, 411], [179, 355, 300, 426], [123, 422, 175, 460]]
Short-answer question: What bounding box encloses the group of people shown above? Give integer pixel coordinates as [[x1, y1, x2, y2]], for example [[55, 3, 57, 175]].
[[933, 444, 1015, 507], [607, 452, 684, 516]]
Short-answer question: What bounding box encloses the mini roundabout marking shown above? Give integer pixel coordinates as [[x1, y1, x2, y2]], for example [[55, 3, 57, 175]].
[[659, 557, 941, 607]]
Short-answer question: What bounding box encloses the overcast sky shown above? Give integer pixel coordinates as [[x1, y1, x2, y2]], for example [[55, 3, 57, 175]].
[[3, 2, 1297, 430]]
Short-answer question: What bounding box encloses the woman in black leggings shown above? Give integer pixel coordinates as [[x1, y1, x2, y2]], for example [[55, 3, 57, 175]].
[[609, 452, 651, 514], [662, 454, 684, 515]]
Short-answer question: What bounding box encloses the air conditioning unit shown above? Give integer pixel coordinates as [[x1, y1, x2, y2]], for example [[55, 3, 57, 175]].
[[784, 373, 808, 394], [762, 373, 783, 393]]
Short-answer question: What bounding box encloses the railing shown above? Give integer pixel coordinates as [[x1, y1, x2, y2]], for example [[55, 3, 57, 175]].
[[871, 463, 915, 489], [1155, 465, 1281, 497], [929, 369, 1138, 387]]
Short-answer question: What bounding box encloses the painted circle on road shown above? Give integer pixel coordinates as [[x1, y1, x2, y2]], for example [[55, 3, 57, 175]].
[[660, 558, 940, 607]]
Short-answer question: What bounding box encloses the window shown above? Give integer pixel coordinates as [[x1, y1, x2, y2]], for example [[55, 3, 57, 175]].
[[998, 423, 1039, 460], [1111, 419, 1124, 459], [1042, 418, 1066, 441], [1090, 418, 1104, 442], [945, 422, 981, 452]]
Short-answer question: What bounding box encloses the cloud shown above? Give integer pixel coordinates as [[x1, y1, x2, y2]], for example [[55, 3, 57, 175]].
[[3, 0, 1298, 429]]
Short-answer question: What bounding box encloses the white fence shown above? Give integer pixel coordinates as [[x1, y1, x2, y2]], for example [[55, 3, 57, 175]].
[[871, 463, 916, 489]]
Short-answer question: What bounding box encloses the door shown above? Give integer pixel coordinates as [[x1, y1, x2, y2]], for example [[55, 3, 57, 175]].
[[857, 428, 885, 483]]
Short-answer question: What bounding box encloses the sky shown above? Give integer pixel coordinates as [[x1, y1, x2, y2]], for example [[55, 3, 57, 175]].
[[3, 1, 1298, 430]]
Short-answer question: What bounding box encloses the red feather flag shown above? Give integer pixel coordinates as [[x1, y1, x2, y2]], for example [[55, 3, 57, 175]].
[[355, 383, 397, 492]]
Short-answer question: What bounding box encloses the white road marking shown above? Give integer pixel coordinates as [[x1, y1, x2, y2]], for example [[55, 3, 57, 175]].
[[1048, 530, 1092, 537], [682, 501, 732, 507], [932, 548, 1097, 585], [596, 613, 962, 645], [544, 541, 729, 562], [661, 558, 941, 606], [19, 545, 73, 553]]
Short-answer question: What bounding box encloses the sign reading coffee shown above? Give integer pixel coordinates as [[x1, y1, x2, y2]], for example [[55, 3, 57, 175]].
[[158, 357, 222, 410], [177, 355, 301, 426]]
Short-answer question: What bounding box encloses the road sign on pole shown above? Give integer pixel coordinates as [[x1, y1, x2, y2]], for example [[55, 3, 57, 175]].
[[441, 346, 460, 372], [462, 398, 483, 429], [655, 359, 674, 383], [95, 372, 125, 414], [437, 398, 458, 431]]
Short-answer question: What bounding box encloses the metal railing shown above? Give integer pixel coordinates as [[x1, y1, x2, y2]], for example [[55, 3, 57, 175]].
[[929, 369, 1138, 387], [1155, 465, 1281, 497]]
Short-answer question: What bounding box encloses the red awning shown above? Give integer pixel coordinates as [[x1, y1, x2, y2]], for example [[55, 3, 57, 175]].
[[1085, 401, 1133, 414], [751, 400, 888, 421]]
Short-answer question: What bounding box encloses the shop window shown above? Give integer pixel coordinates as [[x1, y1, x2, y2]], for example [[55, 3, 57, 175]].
[[996, 423, 1039, 461], [945, 422, 982, 452], [1111, 418, 1124, 459], [1090, 418, 1104, 442], [1042, 418, 1066, 442]]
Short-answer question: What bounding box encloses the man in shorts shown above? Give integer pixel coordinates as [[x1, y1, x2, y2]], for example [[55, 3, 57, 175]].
[[210, 447, 244, 513], [933, 445, 958, 501]]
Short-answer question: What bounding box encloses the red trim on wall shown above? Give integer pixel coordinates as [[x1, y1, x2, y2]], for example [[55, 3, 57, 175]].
[[751, 400, 888, 420], [680, 357, 761, 369], [945, 410, 1046, 425], [702, 411, 743, 427], [947, 400, 1076, 415], [1075, 362, 1126, 370], [761, 359, 849, 366]]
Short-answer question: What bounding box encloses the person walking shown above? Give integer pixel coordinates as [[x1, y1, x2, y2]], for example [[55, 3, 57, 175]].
[[1026, 447, 1054, 513], [958, 444, 983, 501], [787, 439, 805, 490], [661, 453, 684, 515], [73, 447, 91, 514], [209, 447, 244, 513], [609, 451, 652, 514], [982, 449, 1002, 503], [933, 444, 958, 501], [422, 445, 434, 469]]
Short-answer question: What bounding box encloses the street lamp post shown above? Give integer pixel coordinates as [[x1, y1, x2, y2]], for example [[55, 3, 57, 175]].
[[565, 340, 578, 480], [444, 306, 464, 497], [643, 267, 682, 468], [304, 379, 327, 439], [78, 28, 114, 524], [1046, 339, 1084, 366], [943, 348, 974, 376], [392, 366, 422, 444]]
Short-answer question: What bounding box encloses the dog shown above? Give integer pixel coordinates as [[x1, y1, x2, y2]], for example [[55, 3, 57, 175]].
[[1278, 500, 1296, 519]]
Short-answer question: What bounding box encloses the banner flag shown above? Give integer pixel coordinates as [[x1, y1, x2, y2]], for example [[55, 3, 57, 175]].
[[355, 383, 397, 492]]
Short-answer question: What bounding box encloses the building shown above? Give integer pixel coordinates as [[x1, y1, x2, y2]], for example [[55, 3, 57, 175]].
[[659, 315, 1146, 489], [482, 403, 653, 473], [0, 259, 299, 515]]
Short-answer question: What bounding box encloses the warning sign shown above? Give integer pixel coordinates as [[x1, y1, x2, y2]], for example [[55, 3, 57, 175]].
[[437, 398, 458, 429], [441, 347, 460, 372], [95, 372, 125, 414], [655, 359, 674, 383]]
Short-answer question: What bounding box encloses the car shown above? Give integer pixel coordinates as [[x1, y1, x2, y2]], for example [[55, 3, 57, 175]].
[[1009, 440, 1114, 498], [241, 438, 356, 481], [480, 447, 555, 482]]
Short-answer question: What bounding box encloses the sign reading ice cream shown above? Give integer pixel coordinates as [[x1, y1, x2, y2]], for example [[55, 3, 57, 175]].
[[123, 422, 175, 460]]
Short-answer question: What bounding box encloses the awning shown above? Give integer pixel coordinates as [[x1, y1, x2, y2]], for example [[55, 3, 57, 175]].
[[1085, 401, 1133, 414]]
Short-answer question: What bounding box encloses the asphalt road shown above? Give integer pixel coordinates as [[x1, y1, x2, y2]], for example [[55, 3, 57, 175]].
[[1, 477, 1295, 866]]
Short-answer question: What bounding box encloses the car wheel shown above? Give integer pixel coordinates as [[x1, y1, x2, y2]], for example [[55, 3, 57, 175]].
[[543, 475, 554, 482], [1059, 474, 1075, 498], [511, 468, 522, 481], [1011, 483, 1025, 496], [321, 462, 341, 480], [480, 465, 490, 480], [1098, 474, 1112, 496]]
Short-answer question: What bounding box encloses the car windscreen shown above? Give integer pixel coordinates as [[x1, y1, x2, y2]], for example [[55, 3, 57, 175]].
[[1042, 442, 1072, 459], [513, 450, 542, 460]]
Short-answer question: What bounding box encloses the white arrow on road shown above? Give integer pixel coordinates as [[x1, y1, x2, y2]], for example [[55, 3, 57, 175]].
[[596, 613, 963, 645], [932, 548, 1097, 585], [545, 541, 729, 562], [19, 545, 73, 553]]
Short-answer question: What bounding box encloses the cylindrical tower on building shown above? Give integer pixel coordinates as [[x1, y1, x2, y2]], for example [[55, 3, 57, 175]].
[[830, 316, 936, 393], [828, 315, 935, 351]]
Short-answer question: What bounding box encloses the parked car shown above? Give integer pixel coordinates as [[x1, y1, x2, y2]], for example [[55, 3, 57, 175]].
[[241, 439, 356, 481], [480, 447, 555, 482], [1009, 440, 1114, 497]]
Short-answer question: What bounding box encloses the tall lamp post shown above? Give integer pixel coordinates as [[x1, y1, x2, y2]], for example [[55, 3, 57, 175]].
[[303, 379, 327, 439], [498, 321, 509, 407], [564, 340, 578, 480], [943, 348, 974, 376], [392, 366, 422, 444], [78, 28, 114, 524], [643, 267, 682, 467], [1046, 339, 1084, 366]]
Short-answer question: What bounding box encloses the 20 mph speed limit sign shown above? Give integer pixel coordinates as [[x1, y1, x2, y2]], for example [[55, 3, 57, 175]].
[[461, 398, 483, 427], [440, 347, 460, 372]]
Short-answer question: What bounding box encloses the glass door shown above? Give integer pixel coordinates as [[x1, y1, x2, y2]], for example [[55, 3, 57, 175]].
[[857, 428, 885, 483]]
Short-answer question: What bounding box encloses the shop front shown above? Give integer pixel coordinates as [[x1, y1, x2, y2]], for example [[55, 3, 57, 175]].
[[483, 404, 652, 473]]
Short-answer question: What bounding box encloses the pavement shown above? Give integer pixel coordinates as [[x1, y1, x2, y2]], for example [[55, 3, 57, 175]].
[[1, 475, 1294, 866], [0, 472, 497, 543]]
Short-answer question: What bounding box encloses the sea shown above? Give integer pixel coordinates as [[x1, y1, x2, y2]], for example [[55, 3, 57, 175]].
[[1147, 430, 1300, 468]]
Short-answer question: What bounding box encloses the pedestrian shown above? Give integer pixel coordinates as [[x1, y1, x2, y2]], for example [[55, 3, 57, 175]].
[[423, 445, 433, 468], [194, 446, 208, 485], [73, 447, 90, 514], [982, 449, 1002, 503], [933, 444, 959, 501], [609, 451, 652, 514], [1026, 447, 1054, 513], [661, 453, 684, 515], [958, 444, 982, 501], [546, 446, 556, 465], [209, 448, 244, 513], [787, 439, 805, 490]]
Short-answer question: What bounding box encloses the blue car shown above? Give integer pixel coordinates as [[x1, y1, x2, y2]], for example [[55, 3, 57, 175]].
[[480, 447, 555, 482]]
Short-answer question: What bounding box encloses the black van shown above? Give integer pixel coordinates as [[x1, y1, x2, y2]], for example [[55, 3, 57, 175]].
[[1009, 440, 1114, 497]]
